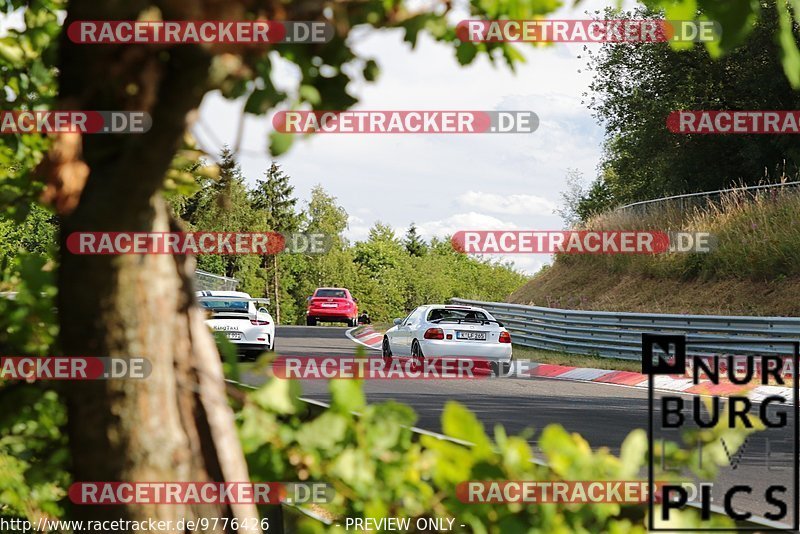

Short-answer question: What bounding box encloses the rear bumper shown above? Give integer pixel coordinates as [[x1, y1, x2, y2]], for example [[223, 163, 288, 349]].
[[418, 339, 512, 362], [307, 309, 355, 320], [229, 333, 272, 351]]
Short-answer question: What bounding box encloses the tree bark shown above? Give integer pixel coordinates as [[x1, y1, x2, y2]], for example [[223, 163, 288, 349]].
[[54, 4, 260, 532]]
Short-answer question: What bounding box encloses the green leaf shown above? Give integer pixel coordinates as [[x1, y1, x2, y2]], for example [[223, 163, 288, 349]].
[[777, 0, 800, 88], [269, 131, 294, 156], [251, 377, 302, 414], [619, 429, 647, 478], [697, 0, 760, 52], [330, 378, 366, 413], [441, 401, 491, 451], [363, 59, 379, 82], [455, 41, 478, 65], [0, 38, 24, 67], [244, 84, 285, 115], [296, 411, 349, 451], [299, 84, 321, 105], [401, 14, 436, 48]]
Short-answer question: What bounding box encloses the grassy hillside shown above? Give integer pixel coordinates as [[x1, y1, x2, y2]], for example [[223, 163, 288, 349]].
[[509, 188, 800, 316]]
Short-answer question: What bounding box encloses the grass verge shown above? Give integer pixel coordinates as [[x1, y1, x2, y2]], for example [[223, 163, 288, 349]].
[[512, 344, 643, 372]]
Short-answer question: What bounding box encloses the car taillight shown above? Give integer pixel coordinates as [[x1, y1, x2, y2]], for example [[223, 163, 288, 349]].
[[424, 328, 444, 340], [499, 331, 511, 343], [251, 320, 270, 325]]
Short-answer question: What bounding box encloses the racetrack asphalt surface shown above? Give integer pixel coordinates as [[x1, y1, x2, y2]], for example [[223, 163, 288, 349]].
[[239, 326, 797, 528]]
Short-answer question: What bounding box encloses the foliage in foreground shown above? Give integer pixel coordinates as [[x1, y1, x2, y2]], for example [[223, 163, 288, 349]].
[[238, 367, 749, 533]]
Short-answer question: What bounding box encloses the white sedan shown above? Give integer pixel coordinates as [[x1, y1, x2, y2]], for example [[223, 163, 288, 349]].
[[197, 290, 275, 360], [382, 304, 512, 370]]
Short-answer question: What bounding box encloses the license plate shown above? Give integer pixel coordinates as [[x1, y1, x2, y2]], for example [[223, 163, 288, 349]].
[[321, 303, 337, 308], [226, 332, 242, 340], [456, 331, 486, 341]]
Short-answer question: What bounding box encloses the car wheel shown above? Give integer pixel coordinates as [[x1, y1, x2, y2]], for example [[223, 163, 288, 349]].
[[306, 317, 316, 326], [382, 337, 393, 363], [348, 317, 357, 327], [411, 339, 424, 368]]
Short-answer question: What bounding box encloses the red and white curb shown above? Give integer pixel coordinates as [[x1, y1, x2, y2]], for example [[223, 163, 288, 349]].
[[341, 331, 793, 402], [345, 326, 382, 351], [523, 363, 793, 403]]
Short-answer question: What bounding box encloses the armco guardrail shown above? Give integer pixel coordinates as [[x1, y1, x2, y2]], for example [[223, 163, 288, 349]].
[[450, 298, 800, 360], [614, 180, 800, 216]]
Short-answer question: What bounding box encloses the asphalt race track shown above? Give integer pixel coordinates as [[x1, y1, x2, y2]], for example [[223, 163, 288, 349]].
[[240, 326, 797, 527]]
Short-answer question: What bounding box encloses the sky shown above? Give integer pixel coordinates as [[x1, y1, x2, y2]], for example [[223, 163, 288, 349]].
[[192, 1, 631, 275], [0, 2, 620, 275]]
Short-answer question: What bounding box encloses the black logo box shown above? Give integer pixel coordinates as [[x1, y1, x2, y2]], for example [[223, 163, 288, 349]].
[[643, 334, 800, 532]]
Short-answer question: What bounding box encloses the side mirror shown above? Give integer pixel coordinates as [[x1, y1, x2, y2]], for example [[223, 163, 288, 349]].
[[352, 297, 358, 303], [393, 318, 403, 326], [306, 296, 312, 302]]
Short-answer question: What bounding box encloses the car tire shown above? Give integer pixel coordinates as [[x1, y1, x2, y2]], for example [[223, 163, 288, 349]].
[[306, 317, 316, 326], [347, 317, 357, 327], [411, 339, 424, 368], [382, 337, 393, 363]]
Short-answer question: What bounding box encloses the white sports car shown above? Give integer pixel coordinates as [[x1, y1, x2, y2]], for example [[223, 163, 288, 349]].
[[382, 304, 512, 370], [197, 290, 275, 360]]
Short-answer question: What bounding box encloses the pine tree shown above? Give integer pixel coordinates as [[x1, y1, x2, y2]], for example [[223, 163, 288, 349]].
[[404, 223, 427, 257], [250, 162, 299, 323]]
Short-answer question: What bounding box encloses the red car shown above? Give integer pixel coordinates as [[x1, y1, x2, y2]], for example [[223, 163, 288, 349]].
[[306, 287, 359, 327]]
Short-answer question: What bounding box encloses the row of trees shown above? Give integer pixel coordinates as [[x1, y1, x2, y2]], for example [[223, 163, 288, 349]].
[[0, 147, 526, 326], [565, 1, 800, 223], [167, 148, 527, 324]]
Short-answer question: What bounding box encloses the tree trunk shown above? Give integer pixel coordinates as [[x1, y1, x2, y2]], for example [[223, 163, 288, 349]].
[[54, 5, 260, 532]]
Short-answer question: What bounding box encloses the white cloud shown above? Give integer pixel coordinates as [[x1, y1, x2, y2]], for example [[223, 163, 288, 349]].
[[415, 212, 518, 239], [458, 191, 556, 216], [346, 214, 372, 242]]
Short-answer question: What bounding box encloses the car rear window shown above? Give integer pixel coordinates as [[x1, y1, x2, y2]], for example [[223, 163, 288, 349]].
[[200, 299, 249, 312], [427, 309, 488, 322], [315, 289, 347, 298]]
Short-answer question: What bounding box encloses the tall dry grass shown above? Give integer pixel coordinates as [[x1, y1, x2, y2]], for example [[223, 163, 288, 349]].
[[558, 185, 800, 280]]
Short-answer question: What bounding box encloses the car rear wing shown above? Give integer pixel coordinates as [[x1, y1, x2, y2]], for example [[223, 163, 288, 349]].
[[197, 296, 271, 305], [430, 318, 505, 327], [198, 296, 271, 321]]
